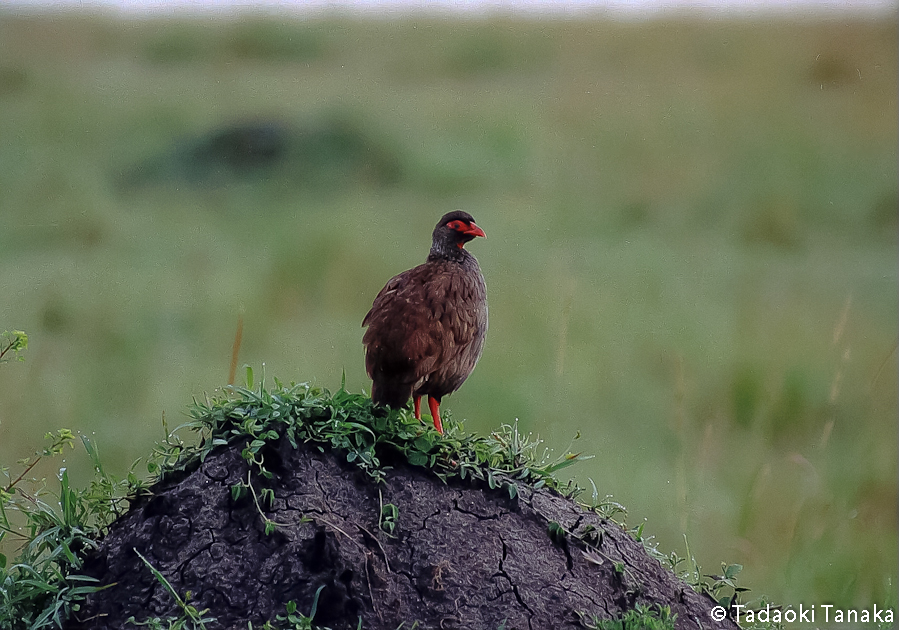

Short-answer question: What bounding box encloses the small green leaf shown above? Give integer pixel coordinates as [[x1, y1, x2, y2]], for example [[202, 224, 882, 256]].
[[634, 521, 645, 541], [723, 563, 743, 579], [413, 436, 433, 451], [309, 584, 327, 620], [548, 520, 566, 544]]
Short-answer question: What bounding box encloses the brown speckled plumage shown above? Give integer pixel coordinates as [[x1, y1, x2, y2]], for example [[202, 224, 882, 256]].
[[362, 211, 488, 433]]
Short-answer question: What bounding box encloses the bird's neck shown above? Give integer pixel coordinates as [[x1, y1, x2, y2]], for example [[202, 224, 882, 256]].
[[428, 240, 470, 263]]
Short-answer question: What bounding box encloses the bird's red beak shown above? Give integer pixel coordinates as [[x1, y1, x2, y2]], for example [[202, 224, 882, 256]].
[[463, 222, 486, 238]]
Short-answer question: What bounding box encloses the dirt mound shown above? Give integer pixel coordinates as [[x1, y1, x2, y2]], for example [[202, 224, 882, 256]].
[[65, 435, 735, 630]]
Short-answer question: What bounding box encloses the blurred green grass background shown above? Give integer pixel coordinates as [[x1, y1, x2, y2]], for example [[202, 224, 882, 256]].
[[0, 10, 896, 613]]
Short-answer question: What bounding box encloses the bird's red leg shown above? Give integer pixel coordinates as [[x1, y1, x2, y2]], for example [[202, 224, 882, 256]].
[[428, 397, 444, 434], [413, 396, 422, 420]]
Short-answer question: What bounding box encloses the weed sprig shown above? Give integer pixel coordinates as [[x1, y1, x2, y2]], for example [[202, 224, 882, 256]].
[[0, 430, 125, 629]]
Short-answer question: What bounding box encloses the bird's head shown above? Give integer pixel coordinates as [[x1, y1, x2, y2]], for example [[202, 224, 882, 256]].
[[431, 211, 486, 256]]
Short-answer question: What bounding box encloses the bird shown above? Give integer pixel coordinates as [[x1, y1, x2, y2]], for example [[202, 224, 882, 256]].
[[362, 211, 488, 434]]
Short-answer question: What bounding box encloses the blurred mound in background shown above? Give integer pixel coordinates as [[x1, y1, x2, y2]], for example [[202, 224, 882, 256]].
[[118, 115, 402, 189]]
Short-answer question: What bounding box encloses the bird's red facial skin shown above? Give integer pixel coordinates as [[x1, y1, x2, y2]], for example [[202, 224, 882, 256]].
[[447, 218, 486, 248], [447, 219, 487, 238]]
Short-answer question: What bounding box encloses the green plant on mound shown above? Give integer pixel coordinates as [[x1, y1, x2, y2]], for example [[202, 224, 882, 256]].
[[578, 603, 676, 630], [184, 369, 592, 501]]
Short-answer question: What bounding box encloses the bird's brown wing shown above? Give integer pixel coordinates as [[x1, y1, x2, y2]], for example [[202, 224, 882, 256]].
[[362, 264, 444, 402]]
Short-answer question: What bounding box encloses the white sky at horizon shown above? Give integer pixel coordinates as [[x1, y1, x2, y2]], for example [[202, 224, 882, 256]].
[[4, 0, 897, 17]]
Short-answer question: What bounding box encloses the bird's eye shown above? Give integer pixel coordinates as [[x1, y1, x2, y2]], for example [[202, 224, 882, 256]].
[[447, 220, 464, 231]]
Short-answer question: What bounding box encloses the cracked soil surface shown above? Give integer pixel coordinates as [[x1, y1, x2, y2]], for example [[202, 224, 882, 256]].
[[66, 438, 737, 629]]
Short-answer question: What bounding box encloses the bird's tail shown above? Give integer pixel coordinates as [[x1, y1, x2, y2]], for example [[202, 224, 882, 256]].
[[370, 380, 413, 410]]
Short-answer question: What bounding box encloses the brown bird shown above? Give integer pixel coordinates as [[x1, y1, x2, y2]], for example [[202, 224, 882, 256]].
[[362, 211, 488, 434]]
